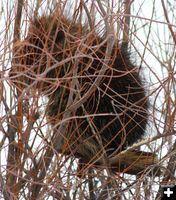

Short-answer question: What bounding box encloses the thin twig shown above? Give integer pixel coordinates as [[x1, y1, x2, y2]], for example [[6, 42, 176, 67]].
[[161, 0, 176, 45], [155, 139, 176, 200]]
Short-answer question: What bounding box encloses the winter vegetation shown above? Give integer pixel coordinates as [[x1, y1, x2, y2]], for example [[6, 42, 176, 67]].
[[0, 0, 175, 199]]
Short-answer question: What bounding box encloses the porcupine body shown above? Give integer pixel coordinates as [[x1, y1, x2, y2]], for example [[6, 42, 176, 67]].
[[10, 14, 148, 170]]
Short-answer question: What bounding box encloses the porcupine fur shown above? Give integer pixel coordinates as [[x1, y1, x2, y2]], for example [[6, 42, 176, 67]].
[[10, 14, 149, 172]]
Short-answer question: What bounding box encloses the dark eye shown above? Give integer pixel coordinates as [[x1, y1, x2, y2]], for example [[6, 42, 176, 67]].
[[55, 30, 65, 43], [35, 38, 44, 51]]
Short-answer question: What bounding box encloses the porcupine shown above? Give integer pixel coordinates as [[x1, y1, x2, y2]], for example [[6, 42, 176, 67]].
[[9, 14, 149, 175]]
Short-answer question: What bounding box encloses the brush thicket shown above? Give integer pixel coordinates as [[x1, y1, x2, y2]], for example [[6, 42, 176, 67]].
[[10, 14, 159, 176]]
